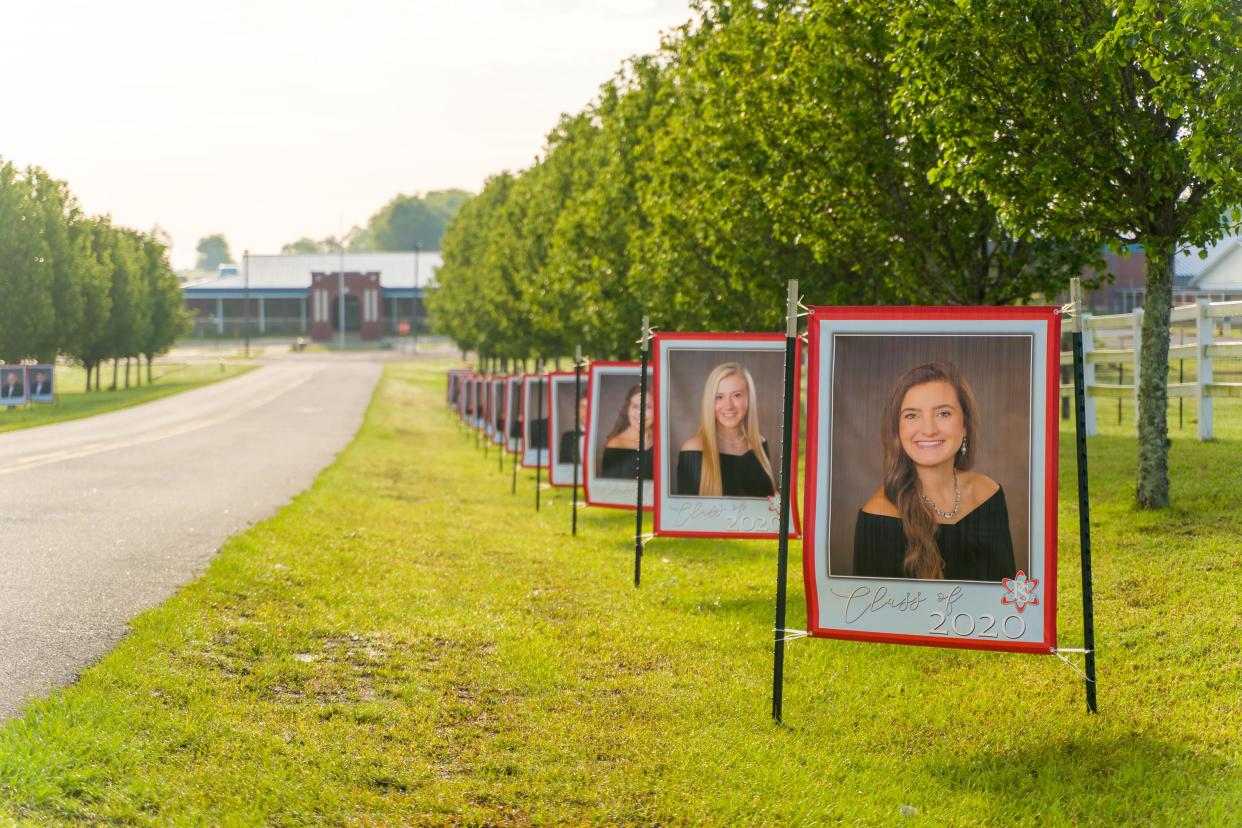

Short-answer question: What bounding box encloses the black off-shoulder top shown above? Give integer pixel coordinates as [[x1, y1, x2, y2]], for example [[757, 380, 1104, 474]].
[[852, 487, 1016, 581], [601, 446, 653, 480], [675, 440, 775, 497]]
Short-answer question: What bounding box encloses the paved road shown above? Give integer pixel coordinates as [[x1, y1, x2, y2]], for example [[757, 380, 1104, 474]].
[[0, 356, 384, 720]]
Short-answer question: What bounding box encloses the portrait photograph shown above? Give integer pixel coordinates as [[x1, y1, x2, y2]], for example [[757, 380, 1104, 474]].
[[583, 362, 653, 510], [447, 368, 470, 409], [505, 376, 522, 454], [472, 377, 487, 430], [652, 334, 801, 539], [802, 307, 1059, 654], [0, 367, 26, 406], [26, 365, 54, 403], [490, 377, 507, 445], [548, 372, 588, 487], [520, 374, 550, 468]]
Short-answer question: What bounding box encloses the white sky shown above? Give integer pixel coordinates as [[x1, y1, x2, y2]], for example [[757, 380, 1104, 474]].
[[1, 0, 694, 269]]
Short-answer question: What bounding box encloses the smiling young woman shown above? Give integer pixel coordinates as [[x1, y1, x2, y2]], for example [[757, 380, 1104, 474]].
[[853, 361, 1015, 581], [675, 362, 776, 497]]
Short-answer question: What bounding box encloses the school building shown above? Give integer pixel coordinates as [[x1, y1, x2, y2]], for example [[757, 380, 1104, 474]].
[[181, 251, 441, 342]]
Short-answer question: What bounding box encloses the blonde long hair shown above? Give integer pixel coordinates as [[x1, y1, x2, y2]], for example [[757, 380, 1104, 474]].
[[694, 363, 776, 496]]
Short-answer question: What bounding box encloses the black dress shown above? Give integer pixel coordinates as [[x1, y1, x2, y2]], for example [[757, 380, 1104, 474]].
[[559, 429, 583, 464], [675, 441, 775, 497], [852, 487, 1016, 581], [527, 418, 549, 450], [601, 446, 653, 480]]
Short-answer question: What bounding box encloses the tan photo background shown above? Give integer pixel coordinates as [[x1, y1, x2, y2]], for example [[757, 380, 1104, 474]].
[[664, 348, 787, 496], [827, 334, 1032, 576], [594, 372, 643, 477], [553, 376, 587, 460]]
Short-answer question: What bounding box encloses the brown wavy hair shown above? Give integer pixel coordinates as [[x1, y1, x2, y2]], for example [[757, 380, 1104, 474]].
[[606, 385, 643, 441], [880, 362, 978, 579]]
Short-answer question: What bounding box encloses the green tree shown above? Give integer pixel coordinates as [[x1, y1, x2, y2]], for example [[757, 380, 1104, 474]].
[[892, 0, 1242, 507], [140, 233, 192, 382], [0, 161, 57, 362], [195, 233, 232, 271]]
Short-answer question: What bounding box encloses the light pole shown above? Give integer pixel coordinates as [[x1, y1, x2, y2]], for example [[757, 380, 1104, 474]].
[[413, 243, 421, 353], [338, 243, 346, 351]]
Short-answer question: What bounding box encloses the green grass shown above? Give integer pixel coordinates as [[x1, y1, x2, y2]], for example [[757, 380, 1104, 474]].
[[0, 362, 255, 434], [0, 361, 1237, 825]]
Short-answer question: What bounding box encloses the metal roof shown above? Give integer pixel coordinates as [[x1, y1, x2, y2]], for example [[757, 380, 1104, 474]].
[[183, 251, 442, 293]]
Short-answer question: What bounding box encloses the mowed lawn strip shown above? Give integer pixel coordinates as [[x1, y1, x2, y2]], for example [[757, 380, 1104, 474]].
[[0, 361, 1237, 825], [0, 362, 255, 434]]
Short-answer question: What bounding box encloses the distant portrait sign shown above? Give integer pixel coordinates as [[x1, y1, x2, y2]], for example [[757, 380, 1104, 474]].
[[472, 377, 487, 430], [27, 365, 54, 403], [803, 307, 1059, 653], [447, 368, 470, 409], [505, 375, 522, 454], [652, 334, 801, 538], [547, 372, 587, 487], [520, 374, 550, 468], [0, 366, 26, 407], [583, 362, 653, 510], [490, 377, 507, 445]]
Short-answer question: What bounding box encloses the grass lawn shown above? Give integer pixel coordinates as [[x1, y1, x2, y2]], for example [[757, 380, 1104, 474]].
[[0, 361, 1237, 825], [0, 362, 255, 434]]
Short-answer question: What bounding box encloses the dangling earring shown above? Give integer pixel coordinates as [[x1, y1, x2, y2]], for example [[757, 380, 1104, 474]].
[[960, 437, 968, 456]]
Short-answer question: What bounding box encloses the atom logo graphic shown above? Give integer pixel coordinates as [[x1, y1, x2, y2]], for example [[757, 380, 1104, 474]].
[[1001, 571, 1040, 613]]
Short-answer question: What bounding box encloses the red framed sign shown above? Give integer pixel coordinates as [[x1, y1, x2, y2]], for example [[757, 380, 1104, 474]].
[[582, 361, 653, 510], [447, 368, 471, 409], [489, 377, 507, 445], [547, 372, 587, 487], [519, 374, 550, 469], [802, 306, 1059, 654], [652, 333, 802, 539], [504, 375, 522, 454]]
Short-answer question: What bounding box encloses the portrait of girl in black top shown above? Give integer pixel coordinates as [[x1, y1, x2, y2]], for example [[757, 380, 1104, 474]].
[[675, 362, 777, 498], [601, 384, 653, 479], [853, 361, 1016, 581]]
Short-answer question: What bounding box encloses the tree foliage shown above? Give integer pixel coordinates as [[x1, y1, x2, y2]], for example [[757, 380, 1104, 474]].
[[194, 233, 232, 271], [891, 0, 1242, 507], [430, 1, 1105, 363], [0, 159, 189, 388]]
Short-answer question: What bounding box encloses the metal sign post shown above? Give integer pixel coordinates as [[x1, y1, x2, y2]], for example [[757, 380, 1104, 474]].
[[634, 316, 650, 588], [1069, 278, 1100, 714], [771, 280, 799, 723]]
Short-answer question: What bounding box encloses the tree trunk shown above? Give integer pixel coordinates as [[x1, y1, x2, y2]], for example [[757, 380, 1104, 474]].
[[124, 358, 131, 389], [1137, 240, 1173, 508], [111, 359, 118, 391], [147, 355, 153, 383]]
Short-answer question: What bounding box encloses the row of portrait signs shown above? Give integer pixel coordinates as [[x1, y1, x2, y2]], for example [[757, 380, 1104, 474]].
[[0, 365, 56, 407], [446, 291, 1099, 716]]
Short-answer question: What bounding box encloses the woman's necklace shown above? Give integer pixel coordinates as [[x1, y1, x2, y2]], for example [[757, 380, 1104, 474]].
[[920, 468, 961, 520], [717, 431, 748, 450]]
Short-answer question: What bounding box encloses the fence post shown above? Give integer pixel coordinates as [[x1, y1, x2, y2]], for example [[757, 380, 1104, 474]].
[[1132, 307, 1144, 423], [1196, 299, 1214, 440], [1080, 312, 1098, 436]]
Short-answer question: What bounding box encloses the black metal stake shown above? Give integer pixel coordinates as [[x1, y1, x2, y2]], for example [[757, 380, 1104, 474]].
[[512, 377, 521, 495], [634, 316, 650, 588], [572, 346, 582, 537], [772, 280, 798, 724], [535, 359, 544, 512], [1071, 281, 1099, 714]]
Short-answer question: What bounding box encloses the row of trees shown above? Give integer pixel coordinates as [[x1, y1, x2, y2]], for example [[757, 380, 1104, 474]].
[[431, 0, 1242, 509], [0, 159, 190, 390]]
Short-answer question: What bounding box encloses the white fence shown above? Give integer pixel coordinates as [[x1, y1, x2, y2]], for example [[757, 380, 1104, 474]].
[[1061, 298, 1242, 438]]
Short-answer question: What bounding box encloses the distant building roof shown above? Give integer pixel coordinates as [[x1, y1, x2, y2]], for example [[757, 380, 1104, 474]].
[[183, 251, 442, 293]]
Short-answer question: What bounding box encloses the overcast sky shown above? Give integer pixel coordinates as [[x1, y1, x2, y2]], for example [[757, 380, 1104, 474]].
[[1, 0, 695, 269]]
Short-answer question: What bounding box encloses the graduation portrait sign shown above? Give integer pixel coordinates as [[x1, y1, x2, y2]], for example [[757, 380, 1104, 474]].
[[583, 361, 653, 510], [520, 374, 550, 468], [652, 333, 801, 539], [802, 307, 1059, 654], [547, 372, 587, 487]]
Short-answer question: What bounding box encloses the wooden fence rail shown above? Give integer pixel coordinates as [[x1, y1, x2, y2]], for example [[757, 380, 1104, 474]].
[[1059, 298, 1242, 438]]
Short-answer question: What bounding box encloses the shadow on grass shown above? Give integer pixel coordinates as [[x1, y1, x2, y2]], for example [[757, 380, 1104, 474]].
[[930, 733, 1234, 821]]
